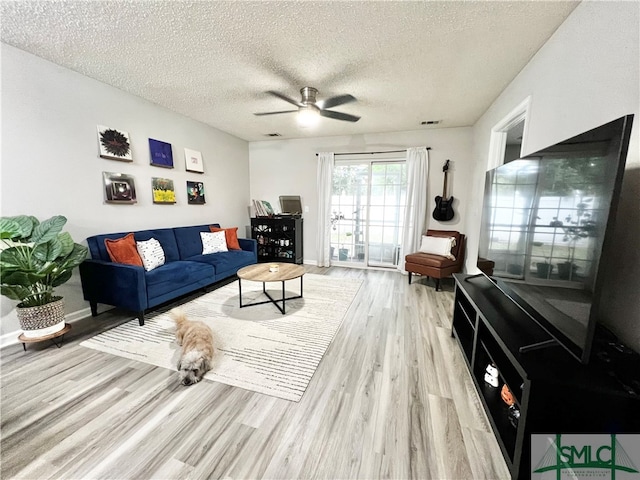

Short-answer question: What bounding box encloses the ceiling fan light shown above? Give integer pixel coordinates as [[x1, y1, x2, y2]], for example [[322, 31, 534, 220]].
[[297, 106, 320, 128]]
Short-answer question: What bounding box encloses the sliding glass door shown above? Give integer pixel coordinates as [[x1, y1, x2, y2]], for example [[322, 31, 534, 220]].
[[330, 159, 406, 267]]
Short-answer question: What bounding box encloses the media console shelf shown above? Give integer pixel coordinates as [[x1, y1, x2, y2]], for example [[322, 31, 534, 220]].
[[251, 217, 303, 264], [452, 273, 639, 479]]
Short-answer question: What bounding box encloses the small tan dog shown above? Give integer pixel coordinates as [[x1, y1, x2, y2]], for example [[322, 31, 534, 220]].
[[170, 308, 214, 386]]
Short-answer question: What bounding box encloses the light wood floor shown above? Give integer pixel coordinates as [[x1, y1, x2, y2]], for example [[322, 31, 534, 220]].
[[1, 266, 510, 479]]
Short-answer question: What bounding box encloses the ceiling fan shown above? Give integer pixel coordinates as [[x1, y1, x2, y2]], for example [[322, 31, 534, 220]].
[[254, 87, 360, 126]]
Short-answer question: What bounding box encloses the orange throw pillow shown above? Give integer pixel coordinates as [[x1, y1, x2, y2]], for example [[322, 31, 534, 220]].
[[210, 226, 241, 250], [105, 233, 143, 266]]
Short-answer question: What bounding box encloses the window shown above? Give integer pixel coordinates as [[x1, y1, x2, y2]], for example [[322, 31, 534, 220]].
[[331, 159, 406, 267]]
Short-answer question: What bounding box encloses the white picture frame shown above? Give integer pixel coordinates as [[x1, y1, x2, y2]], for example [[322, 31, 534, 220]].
[[184, 148, 204, 173], [97, 125, 133, 161]]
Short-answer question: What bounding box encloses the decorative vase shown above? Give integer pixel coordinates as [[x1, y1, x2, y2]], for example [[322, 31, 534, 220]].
[[16, 296, 66, 338]]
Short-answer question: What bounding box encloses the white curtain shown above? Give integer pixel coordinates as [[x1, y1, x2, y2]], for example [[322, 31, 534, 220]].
[[316, 152, 335, 267], [398, 147, 429, 272]]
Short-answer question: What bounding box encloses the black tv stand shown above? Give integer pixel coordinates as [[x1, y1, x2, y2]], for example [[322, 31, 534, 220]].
[[518, 337, 559, 353], [463, 272, 487, 282], [451, 274, 639, 479]]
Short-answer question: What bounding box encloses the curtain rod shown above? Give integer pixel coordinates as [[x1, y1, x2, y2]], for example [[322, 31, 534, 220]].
[[315, 147, 430, 156]]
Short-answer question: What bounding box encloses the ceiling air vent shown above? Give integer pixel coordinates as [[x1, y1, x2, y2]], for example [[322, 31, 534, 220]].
[[265, 133, 282, 137], [421, 120, 441, 125]]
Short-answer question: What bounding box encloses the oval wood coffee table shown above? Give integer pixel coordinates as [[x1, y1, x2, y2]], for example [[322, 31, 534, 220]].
[[237, 263, 305, 314]]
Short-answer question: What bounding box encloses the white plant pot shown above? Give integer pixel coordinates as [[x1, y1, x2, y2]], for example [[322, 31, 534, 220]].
[[16, 297, 66, 338]]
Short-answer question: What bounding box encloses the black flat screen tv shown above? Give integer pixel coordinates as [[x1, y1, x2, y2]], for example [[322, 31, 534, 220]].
[[479, 114, 634, 364]]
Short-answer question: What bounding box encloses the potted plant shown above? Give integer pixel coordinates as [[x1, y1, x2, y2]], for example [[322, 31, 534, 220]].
[[0, 215, 88, 338], [532, 241, 553, 279], [338, 232, 352, 261], [330, 211, 344, 231], [556, 201, 596, 280]]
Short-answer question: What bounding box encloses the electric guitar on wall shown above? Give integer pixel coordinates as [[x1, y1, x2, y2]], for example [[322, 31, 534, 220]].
[[432, 159, 455, 221]]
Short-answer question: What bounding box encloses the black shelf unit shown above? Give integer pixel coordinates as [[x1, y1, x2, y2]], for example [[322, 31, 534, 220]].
[[451, 273, 640, 480], [251, 217, 303, 264]]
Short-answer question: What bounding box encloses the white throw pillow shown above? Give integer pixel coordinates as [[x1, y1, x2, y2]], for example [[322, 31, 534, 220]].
[[201, 231, 228, 254], [419, 235, 456, 260], [136, 238, 166, 271]]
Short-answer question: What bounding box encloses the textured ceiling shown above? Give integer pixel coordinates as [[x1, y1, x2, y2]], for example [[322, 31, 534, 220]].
[[1, 1, 578, 142]]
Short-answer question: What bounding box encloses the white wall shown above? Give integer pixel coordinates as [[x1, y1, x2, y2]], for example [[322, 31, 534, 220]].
[[249, 127, 473, 265], [1, 44, 251, 336], [466, 2, 640, 351]]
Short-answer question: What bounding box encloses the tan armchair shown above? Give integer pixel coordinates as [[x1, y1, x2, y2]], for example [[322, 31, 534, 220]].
[[405, 229, 466, 291]]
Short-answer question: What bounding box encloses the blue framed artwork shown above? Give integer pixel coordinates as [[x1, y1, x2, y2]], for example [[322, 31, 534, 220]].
[[149, 138, 174, 168]]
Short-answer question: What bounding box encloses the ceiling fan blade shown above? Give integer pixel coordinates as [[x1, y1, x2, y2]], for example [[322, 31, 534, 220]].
[[267, 90, 303, 107], [320, 109, 361, 123], [254, 110, 298, 116], [321, 94, 356, 109]]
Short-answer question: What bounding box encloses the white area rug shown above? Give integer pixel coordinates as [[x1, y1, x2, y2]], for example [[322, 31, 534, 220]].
[[81, 273, 362, 401]]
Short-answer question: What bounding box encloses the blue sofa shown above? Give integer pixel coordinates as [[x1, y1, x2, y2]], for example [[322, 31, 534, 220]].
[[80, 224, 257, 325]]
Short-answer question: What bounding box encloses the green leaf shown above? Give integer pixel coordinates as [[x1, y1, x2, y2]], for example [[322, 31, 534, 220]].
[[0, 285, 30, 301], [58, 243, 88, 270], [33, 238, 63, 262], [35, 262, 58, 276], [0, 216, 34, 240], [51, 269, 73, 287], [57, 232, 74, 257], [1, 271, 44, 288], [31, 216, 66, 245], [0, 247, 32, 270]]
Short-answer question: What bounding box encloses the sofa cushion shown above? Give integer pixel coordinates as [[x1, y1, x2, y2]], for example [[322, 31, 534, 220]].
[[104, 233, 143, 266], [210, 226, 241, 250], [174, 224, 221, 259], [187, 250, 256, 276], [133, 229, 180, 263], [145, 261, 213, 300]]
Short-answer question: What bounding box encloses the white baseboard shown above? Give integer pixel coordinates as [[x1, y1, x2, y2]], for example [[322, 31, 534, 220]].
[[0, 307, 92, 349]]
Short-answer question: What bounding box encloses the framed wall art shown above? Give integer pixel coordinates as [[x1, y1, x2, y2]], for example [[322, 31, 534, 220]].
[[97, 125, 133, 161], [103, 172, 137, 204], [184, 148, 204, 173], [149, 138, 174, 168], [187, 181, 205, 205], [152, 177, 176, 204]]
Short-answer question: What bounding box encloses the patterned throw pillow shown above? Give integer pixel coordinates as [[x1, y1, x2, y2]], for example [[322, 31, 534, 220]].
[[136, 238, 166, 271], [201, 231, 228, 254]]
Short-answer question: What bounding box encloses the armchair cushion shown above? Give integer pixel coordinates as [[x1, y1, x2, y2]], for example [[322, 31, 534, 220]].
[[405, 230, 466, 289], [426, 229, 463, 260], [419, 235, 456, 259], [405, 252, 458, 269]]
